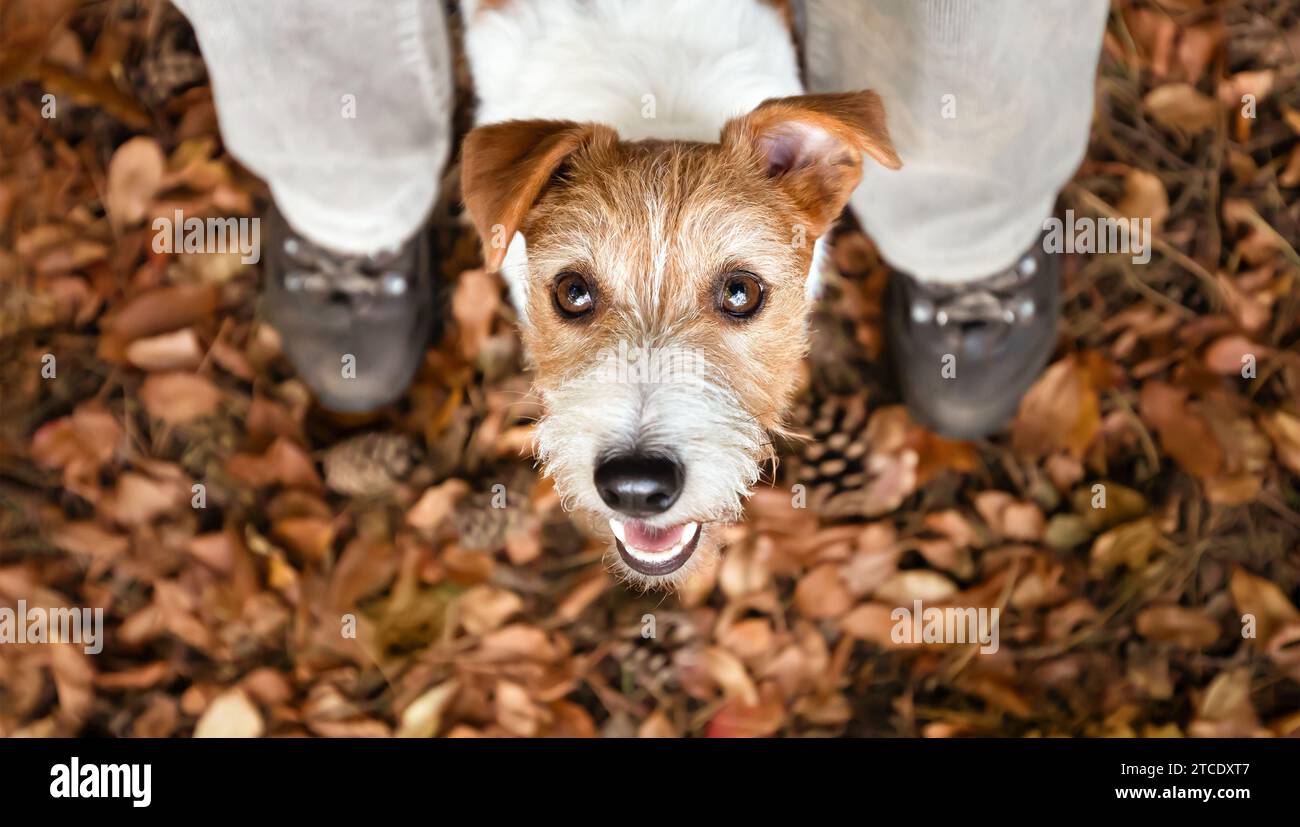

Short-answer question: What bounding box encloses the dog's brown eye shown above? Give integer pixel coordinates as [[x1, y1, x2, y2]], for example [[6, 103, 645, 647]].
[[553, 271, 594, 318], [719, 271, 763, 318]]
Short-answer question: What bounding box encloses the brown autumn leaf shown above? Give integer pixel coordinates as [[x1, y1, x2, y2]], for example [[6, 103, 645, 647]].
[[923, 509, 979, 547], [476, 624, 557, 662], [975, 492, 1046, 542], [840, 603, 907, 647], [875, 570, 958, 605], [706, 697, 785, 738], [1260, 411, 1300, 475], [1090, 517, 1161, 576], [495, 680, 539, 737], [36, 240, 108, 275], [841, 526, 901, 596], [1188, 669, 1265, 737], [459, 584, 524, 636], [1116, 168, 1169, 231], [327, 537, 396, 609], [638, 709, 678, 738], [1214, 271, 1271, 334], [1144, 83, 1218, 132], [193, 688, 264, 738], [1175, 21, 1223, 83], [1138, 380, 1222, 479], [124, 327, 204, 371], [101, 283, 220, 344], [794, 563, 853, 619], [0, 0, 79, 86], [49, 644, 95, 727], [139, 371, 221, 424], [406, 479, 470, 532], [106, 136, 165, 227], [1203, 334, 1264, 375], [271, 516, 336, 561], [1135, 605, 1221, 648], [1012, 355, 1100, 459], [226, 437, 323, 491], [1217, 69, 1274, 109], [29, 403, 123, 483], [47, 521, 129, 562], [397, 680, 460, 739], [1280, 145, 1300, 188], [1229, 568, 1300, 647], [552, 572, 610, 624], [702, 647, 759, 706], [188, 532, 237, 573], [452, 268, 500, 360], [109, 471, 185, 527]]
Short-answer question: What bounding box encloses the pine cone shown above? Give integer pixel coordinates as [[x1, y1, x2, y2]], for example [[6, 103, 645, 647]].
[[322, 432, 417, 497], [790, 393, 874, 519], [134, 23, 208, 107], [453, 487, 527, 550]]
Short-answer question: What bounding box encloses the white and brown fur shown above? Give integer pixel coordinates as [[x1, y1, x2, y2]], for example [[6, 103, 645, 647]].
[[459, 0, 900, 588]]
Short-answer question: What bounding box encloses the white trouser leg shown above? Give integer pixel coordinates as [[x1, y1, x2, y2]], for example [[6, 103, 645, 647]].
[[171, 0, 452, 255], [805, 0, 1109, 285]]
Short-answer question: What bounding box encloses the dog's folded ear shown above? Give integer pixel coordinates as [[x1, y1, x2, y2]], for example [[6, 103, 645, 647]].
[[722, 90, 901, 236], [461, 119, 617, 272]]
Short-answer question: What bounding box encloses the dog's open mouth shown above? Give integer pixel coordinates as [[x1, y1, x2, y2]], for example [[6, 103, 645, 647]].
[[609, 519, 702, 577]]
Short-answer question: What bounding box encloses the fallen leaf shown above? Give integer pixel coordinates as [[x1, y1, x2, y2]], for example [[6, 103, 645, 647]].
[[1012, 356, 1100, 459], [226, 437, 323, 491], [194, 689, 264, 738], [106, 136, 165, 227], [452, 269, 500, 360], [406, 479, 470, 532], [398, 680, 459, 738], [1260, 411, 1300, 475], [1090, 518, 1161, 576], [125, 328, 204, 371], [139, 371, 221, 424], [1203, 335, 1264, 375], [1144, 83, 1218, 132], [1230, 568, 1300, 646], [1117, 168, 1169, 231], [875, 570, 959, 605], [1138, 381, 1222, 479], [794, 563, 852, 619], [1136, 605, 1221, 648]]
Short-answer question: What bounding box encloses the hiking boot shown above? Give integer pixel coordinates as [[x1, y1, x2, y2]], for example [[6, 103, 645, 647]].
[[886, 234, 1059, 440], [261, 206, 433, 413]]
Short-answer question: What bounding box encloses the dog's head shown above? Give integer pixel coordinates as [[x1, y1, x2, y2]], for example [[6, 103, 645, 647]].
[[462, 91, 899, 588]]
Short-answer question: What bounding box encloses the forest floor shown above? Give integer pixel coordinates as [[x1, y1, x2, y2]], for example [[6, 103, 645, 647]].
[[1, 0, 1298, 737]]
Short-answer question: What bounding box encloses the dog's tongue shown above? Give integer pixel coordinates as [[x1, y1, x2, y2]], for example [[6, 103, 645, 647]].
[[623, 521, 685, 553]]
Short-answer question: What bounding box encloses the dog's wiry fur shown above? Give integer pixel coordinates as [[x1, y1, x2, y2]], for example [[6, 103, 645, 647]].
[[460, 0, 900, 588]]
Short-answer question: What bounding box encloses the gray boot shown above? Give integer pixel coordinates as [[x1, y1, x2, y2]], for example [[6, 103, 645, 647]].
[[261, 206, 434, 413], [885, 234, 1060, 440]]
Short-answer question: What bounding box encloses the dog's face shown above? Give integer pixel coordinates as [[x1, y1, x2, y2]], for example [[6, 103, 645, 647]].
[[463, 92, 899, 588]]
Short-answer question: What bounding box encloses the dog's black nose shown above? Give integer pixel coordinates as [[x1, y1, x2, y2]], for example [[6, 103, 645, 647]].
[[594, 454, 683, 517]]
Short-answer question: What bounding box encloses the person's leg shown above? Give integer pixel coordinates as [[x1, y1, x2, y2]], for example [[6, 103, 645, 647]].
[[806, 0, 1107, 283], [173, 0, 453, 410], [804, 0, 1109, 438], [172, 0, 451, 254]]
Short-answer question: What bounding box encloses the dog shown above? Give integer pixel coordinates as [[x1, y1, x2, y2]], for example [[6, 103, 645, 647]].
[[459, 0, 900, 588]]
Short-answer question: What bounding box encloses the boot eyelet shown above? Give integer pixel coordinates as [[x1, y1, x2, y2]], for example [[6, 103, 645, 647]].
[[380, 272, 407, 297]]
